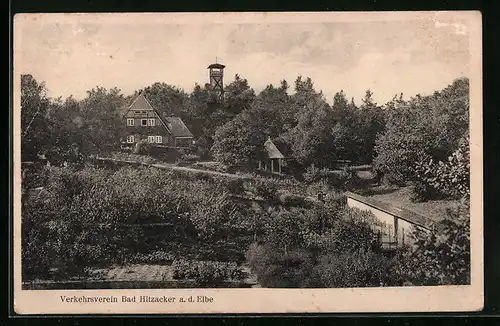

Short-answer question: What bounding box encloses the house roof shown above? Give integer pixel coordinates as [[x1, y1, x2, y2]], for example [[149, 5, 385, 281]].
[[127, 92, 155, 112], [344, 191, 438, 230], [164, 116, 194, 138], [264, 138, 285, 159], [123, 93, 194, 138]]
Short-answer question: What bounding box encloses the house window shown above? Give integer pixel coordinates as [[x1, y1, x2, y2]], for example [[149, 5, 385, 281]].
[[148, 136, 155, 143], [148, 119, 156, 126], [155, 136, 162, 144], [141, 119, 148, 126], [126, 135, 135, 143], [127, 118, 134, 126]]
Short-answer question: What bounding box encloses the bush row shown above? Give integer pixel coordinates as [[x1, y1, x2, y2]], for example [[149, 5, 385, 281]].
[[21, 165, 254, 281], [172, 259, 244, 286]]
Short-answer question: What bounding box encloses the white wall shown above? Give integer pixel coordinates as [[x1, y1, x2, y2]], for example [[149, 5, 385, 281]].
[[346, 197, 418, 245], [347, 197, 395, 226]]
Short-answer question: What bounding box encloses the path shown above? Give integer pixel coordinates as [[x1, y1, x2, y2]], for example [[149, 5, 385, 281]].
[[95, 156, 247, 180]]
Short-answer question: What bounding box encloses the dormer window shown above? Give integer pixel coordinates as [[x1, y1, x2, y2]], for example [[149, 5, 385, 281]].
[[141, 119, 148, 126], [127, 118, 134, 126]]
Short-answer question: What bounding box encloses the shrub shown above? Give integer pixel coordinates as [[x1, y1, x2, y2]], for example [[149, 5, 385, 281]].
[[178, 153, 200, 164], [305, 249, 402, 288], [226, 178, 245, 195], [303, 165, 351, 190], [278, 192, 308, 207], [133, 139, 153, 155], [302, 165, 323, 184], [21, 165, 245, 280], [245, 243, 314, 288], [133, 250, 176, 265], [409, 179, 441, 203], [265, 210, 305, 253], [246, 204, 395, 288], [21, 163, 49, 190], [172, 259, 244, 286], [394, 205, 470, 285], [249, 177, 279, 200], [306, 180, 331, 198], [411, 138, 470, 201], [21, 194, 53, 281]]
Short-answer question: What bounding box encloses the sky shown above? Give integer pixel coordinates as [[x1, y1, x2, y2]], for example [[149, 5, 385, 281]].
[[15, 13, 471, 105]]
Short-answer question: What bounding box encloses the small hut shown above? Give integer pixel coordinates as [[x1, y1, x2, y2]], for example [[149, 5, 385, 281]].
[[258, 137, 285, 174]]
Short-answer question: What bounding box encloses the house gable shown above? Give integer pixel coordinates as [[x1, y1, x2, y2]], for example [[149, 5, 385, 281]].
[[123, 93, 172, 134], [121, 93, 194, 147]]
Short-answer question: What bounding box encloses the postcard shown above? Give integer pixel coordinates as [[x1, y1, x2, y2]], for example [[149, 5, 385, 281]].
[[12, 11, 483, 314]]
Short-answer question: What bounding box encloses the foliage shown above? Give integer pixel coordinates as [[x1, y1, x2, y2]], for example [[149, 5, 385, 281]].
[[172, 259, 244, 286], [356, 90, 386, 163], [225, 178, 245, 195], [21, 165, 252, 280], [411, 137, 470, 201], [211, 109, 268, 170], [223, 74, 256, 115], [252, 81, 292, 137], [133, 139, 153, 155], [21, 163, 50, 190], [280, 77, 339, 169], [77, 86, 127, 153], [177, 153, 200, 164], [21, 74, 53, 161], [245, 243, 314, 288], [133, 250, 177, 264], [248, 177, 279, 200], [244, 200, 410, 288], [393, 205, 470, 285], [136, 82, 189, 119], [374, 78, 469, 185], [302, 165, 351, 189], [306, 249, 402, 288], [21, 194, 53, 280]]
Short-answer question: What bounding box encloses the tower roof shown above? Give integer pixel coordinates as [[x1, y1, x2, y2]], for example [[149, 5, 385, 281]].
[[207, 63, 226, 69]]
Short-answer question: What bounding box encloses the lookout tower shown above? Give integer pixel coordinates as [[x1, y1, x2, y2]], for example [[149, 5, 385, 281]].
[[207, 60, 225, 101]]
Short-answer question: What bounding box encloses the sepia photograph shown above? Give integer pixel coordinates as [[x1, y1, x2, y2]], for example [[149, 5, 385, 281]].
[[12, 11, 483, 314]]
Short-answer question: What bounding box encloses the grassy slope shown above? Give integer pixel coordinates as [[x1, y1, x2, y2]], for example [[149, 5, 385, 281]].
[[367, 186, 461, 220]]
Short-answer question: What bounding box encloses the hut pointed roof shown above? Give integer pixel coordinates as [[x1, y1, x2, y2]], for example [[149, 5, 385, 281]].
[[264, 137, 285, 159]]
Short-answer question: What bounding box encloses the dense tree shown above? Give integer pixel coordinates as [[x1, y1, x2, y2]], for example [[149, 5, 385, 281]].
[[251, 80, 291, 138], [330, 91, 362, 162], [211, 109, 268, 170], [373, 78, 469, 186], [78, 86, 127, 154], [356, 90, 386, 163], [137, 82, 189, 119], [21, 74, 52, 161], [280, 76, 337, 169], [223, 74, 256, 116]]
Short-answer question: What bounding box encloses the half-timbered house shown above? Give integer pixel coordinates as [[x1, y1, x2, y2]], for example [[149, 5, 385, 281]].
[[122, 93, 194, 148]]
